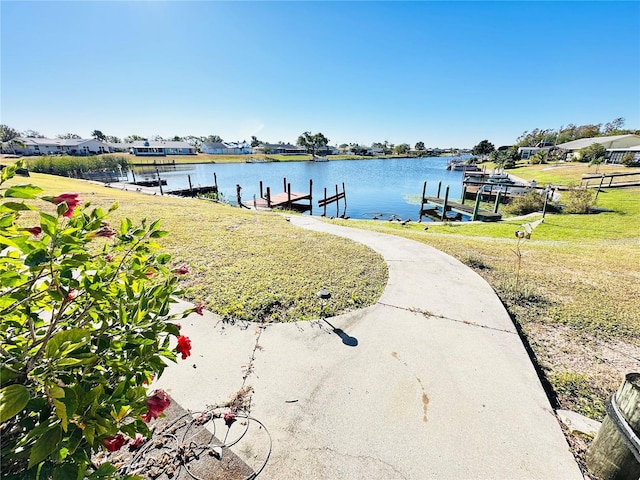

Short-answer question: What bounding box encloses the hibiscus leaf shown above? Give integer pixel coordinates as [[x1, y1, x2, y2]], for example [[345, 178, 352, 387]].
[[1, 201, 35, 212], [25, 249, 50, 267], [0, 384, 30, 422], [45, 329, 90, 359], [28, 424, 62, 468], [4, 185, 43, 199], [150, 230, 168, 238]]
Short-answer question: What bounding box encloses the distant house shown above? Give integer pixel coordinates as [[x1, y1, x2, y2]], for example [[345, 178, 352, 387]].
[[129, 140, 195, 156], [201, 141, 252, 155], [252, 143, 306, 155], [556, 134, 640, 163], [7, 137, 111, 156]]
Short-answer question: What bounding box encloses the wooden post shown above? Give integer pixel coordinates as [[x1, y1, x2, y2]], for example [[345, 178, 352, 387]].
[[587, 373, 640, 480], [461, 185, 467, 205], [323, 187, 327, 217], [441, 186, 449, 221], [342, 182, 347, 217], [472, 191, 481, 221], [131, 168, 137, 183], [155, 167, 163, 195], [494, 190, 502, 213], [437, 181, 442, 199], [420, 181, 427, 222], [335, 184, 339, 218], [214, 172, 218, 192], [236, 184, 242, 207], [595, 174, 605, 201], [266, 187, 271, 208], [260, 180, 263, 199], [188, 175, 193, 193], [309, 179, 313, 215], [287, 183, 291, 209], [283, 177, 287, 193]]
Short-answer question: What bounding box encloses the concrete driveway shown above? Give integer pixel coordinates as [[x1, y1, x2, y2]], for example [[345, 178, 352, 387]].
[[154, 216, 583, 480]]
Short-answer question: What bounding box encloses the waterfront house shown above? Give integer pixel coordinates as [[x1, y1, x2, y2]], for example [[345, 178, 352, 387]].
[[129, 140, 196, 156], [6, 137, 111, 156], [252, 143, 306, 155], [201, 141, 252, 155], [556, 134, 640, 163]]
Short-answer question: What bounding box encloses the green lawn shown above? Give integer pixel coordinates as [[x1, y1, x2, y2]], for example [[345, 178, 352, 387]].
[[1, 172, 388, 324]]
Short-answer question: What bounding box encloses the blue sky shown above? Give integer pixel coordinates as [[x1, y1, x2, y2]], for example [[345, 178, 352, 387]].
[[1, 1, 638, 148]]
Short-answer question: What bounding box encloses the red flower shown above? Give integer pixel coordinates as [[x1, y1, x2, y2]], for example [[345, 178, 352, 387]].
[[93, 226, 117, 238], [105, 254, 114, 262], [66, 289, 78, 301], [223, 411, 236, 427], [194, 303, 204, 316], [174, 264, 189, 275], [176, 335, 191, 360], [103, 433, 126, 452], [26, 226, 42, 237], [52, 193, 80, 218], [141, 389, 171, 422]]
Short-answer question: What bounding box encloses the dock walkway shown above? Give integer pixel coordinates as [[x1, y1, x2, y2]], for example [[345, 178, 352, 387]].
[[421, 196, 502, 222]]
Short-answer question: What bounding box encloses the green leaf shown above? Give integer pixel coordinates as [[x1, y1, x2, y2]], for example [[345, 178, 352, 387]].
[[4, 184, 43, 199], [45, 329, 90, 359], [150, 230, 168, 238], [28, 424, 62, 468], [53, 463, 79, 480], [0, 235, 22, 250], [24, 248, 50, 267], [0, 384, 30, 422], [91, 462, 117, 478], [0, 213, 16, 227], [0, 201, 35, 212], [0, 368, 20, 387], [120, 218, 132, 234]]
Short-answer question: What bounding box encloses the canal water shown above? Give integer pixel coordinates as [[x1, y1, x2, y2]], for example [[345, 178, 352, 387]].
[[130, 156, 470, 221]]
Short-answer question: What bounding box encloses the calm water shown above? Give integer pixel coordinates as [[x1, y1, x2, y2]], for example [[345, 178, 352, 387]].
[[130, 156, 470, 221]]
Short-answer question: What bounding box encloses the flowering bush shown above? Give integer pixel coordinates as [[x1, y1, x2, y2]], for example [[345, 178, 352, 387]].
[[0, 163, 197, 479]]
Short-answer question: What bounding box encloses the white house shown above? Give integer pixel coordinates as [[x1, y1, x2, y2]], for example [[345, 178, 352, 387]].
[[5, 137, 111, 156], [252, 143, 306, 155], [556, 134, 640, 163], [201, 141, 252, 155], [129, 140, 195, 156]]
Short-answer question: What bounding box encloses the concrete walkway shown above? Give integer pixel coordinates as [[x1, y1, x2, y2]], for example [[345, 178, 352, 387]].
[[154, 216, 583, 479]]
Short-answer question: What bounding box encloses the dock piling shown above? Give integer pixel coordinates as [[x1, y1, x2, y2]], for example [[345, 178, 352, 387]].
[[441, 186, 450, 221], [494, 191, 502, 213], [437, 181, 442, 198], [472, 192, 481, 221]]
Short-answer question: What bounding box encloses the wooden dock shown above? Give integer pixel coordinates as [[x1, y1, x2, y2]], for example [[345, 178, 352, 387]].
[[252, 178, 313, 213], [421, 196, 502, 222], [419, 181, 503, 222]]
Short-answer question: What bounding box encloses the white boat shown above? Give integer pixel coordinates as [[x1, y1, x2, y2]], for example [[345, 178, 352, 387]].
[[312, 156, 328, 162]]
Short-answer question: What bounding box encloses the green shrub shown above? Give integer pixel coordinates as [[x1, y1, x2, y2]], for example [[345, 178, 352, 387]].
[[0, 163, 197, 478], [505, 191, 546, 215], [620, 152, 639, 167], [562, 187, 596, 214], [26, 155, 129, 177]]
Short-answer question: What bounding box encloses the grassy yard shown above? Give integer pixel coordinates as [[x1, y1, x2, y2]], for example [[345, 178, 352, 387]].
[[1, 171, 387, 324]]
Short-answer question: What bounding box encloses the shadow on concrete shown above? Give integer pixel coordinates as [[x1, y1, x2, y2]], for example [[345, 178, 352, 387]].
[[323, 319, 358, 347]]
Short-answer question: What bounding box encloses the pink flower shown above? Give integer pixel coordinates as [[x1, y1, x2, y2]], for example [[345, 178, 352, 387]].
[[174, 264, 189, 275], [141, 389, 171, 423], [52, 193, 80, 218], [103, 433, 126, 452], [194, 303, 204, 316], [129, 433, 146, 449], [174, 323, 182, 330], [26, 226, 42, 237], [176, 335, 191, 360], [105, 254, 114, 262], [223, 411, 236, 427], [93, 226, 117, 238], [66, 289, 78, 301]]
